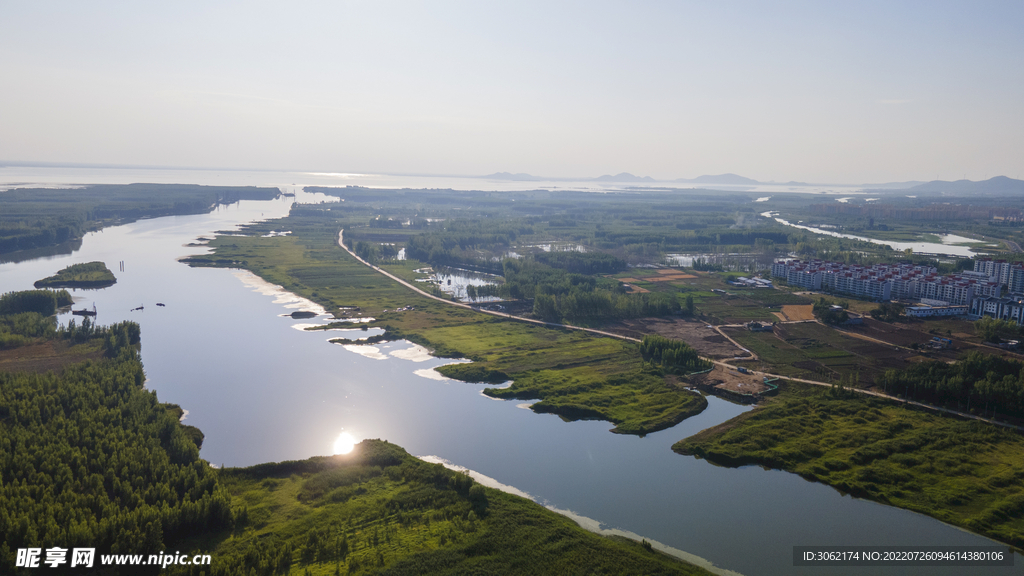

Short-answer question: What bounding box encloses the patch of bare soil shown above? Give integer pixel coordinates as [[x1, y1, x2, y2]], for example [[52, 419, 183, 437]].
[[0, 340, 102, 374], [689, 365, 769, 394], [601, 317, 746, 359], [779, 304, 815, 321], [843, 317, 1024, 362]]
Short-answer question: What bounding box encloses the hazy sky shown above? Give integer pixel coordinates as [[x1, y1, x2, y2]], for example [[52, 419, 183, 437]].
[[1, 1, 1021, 183]]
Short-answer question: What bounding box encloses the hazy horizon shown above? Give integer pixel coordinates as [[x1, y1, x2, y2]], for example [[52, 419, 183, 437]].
[[1, 159, 1020, 188], [2, 1, 1021, 185]]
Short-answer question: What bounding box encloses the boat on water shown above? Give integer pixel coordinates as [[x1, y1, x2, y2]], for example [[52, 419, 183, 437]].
[[72, 304, 97, 317]]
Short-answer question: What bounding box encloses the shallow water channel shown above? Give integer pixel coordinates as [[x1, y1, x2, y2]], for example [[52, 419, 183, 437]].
[[1, 192, 1019, 575], [761, 212, 992, 258]]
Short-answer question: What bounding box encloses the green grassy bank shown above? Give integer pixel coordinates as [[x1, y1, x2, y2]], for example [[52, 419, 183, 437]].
[[673, 382, 1024, 548], [187, 210, 706, 435], [173, 440, 712, 576]]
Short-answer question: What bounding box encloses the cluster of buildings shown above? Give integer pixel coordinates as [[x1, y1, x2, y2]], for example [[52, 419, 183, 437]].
[[770, 257, 1024, 325], [728, 276, 773, 288]]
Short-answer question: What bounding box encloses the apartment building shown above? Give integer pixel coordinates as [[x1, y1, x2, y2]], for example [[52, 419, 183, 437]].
[[969, 296, 1024, 325], [770, 259, 1000, 305]]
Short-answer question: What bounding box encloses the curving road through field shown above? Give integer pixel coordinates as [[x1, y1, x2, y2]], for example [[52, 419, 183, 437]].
[[337, 229, 1023, 431]]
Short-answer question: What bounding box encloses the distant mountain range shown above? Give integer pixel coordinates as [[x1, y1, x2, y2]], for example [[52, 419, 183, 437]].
[[483, 171, 753, 184], [483, 171, 657, 183], [593, 172, 656, 183], [675, 173, 759, 185], [860, 180, 926, 190], [483, 172, 548, 182], [482, 172, 1023, 193], [906, 176, 1024, 195]]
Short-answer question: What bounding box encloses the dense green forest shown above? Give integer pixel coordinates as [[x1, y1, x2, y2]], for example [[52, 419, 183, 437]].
[[877, 351, 1024, 420], [0, 184, 279, 255], [34, 261, 117, 289], [0, 319, 230, 574]]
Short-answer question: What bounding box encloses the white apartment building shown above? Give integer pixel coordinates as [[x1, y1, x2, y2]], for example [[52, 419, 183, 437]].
[[771, 259, 998, 305], [969, 296, 1024, 324]]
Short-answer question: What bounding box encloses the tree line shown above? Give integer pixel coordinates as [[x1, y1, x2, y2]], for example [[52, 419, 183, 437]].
[[0, 289, 73, 316], [1, 184, 279, 255], [877, 351, 1024, 419], [638, 335, 711, 374]]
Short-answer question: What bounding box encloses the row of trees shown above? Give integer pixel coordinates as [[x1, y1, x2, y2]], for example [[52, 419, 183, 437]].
[[532, 251, 626, 275], [0, 289, 73, 316], [0, 218, 86, 253], [593, 228, 791, 249], [877, 351, 1024, 419], [975, 316, 1024, 344], [1, 184, 279, 254], [353, 240, 400, 264], [55, 317, 142, 355], [638, 335, 711, 373], [532, 290, 682, 324]]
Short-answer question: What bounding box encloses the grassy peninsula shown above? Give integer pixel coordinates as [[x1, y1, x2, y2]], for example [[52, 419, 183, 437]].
[[34, 261, 117, 289], [673, 382, 1024, 548], [186, 208, 707, 435], [178, 440, 712, 576]]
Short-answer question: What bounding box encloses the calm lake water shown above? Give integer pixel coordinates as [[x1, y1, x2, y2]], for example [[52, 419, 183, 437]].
[[1, 182, 1020, 575]]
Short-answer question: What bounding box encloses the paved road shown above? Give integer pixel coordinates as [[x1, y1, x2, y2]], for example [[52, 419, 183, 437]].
[[1006, 239, 1023, 253], [338, 230, 1023, 432]]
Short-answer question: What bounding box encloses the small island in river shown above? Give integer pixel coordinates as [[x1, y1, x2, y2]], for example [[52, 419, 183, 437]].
[[34, 261, 117, 289]]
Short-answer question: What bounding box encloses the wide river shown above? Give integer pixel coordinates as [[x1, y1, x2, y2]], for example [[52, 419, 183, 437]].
[[1, 184, 1020, 575]]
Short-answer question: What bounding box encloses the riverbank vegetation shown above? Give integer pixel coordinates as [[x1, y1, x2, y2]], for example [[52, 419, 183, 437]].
[[0, 289, 73, 316], [171, 440, 712, 576], [0, 183, 279, 257], [0, 291, 712, 575], [673, 382, 1024, 548], [34, 261, 117, 289], [189, 209, 707, 435]]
